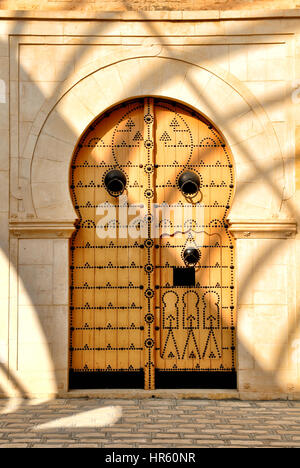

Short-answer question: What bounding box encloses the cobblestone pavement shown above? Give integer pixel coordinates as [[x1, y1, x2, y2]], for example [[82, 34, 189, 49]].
[[0, 398, 300, 448]]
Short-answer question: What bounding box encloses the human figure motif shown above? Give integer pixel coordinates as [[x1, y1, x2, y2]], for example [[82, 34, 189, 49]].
[[182, 291, 201, 359], [202, 291, 222, 359], [161, 291, 180, 359]]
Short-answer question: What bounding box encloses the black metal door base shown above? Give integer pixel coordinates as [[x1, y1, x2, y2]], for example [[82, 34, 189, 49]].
[[69, 370, 236, 390], [69, 370, 144, 389], [155, 370, 237, 389]]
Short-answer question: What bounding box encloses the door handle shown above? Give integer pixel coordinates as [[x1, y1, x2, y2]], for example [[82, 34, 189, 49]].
[[104, 169, 126, 197]]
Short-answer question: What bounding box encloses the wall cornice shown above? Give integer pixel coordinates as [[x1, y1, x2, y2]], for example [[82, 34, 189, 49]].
[[228, 219, 297, 239], [1, 9, 300, 21], [9, 219, 76, 239]]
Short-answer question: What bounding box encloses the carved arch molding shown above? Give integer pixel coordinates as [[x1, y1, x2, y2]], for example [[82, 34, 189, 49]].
[[10, 54, 285, 226]]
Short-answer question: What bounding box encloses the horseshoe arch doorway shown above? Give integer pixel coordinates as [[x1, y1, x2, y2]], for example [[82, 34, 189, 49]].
[[69, 97, 236, 390]]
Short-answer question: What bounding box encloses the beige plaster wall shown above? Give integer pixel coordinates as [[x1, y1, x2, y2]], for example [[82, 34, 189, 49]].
[[0, 11, 300, 398], [14, 238, 68, 396]]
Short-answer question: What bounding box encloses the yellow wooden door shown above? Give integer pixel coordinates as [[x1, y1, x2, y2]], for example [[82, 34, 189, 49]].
[[153, 100, 236, 388], [69, 97, 236, 390]]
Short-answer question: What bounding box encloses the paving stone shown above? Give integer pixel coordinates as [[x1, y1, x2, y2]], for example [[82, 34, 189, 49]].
[[269, 441, 300, 447], [70, 433, 106, 438], [0, 443, 29, 448], [229, 440, 264, 446], [102, 444, 135, 448], [166, 428, 197, 433], [151, 438, 194, 444], [192, 439, 225, 445], [38, 443, 89, 448], [111, 433, 149, 438]]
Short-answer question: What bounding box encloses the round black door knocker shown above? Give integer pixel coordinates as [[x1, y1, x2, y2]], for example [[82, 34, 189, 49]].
[[104, 169, 127, 197], [183, 247, 200, 266], [178, 171, 200, 196]]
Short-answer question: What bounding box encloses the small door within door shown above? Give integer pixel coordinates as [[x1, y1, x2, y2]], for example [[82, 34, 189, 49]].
[[69, 97, 236, 390]]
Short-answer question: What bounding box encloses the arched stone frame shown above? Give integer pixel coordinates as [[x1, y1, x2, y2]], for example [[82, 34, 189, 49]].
[[10, 51, 298, 396]]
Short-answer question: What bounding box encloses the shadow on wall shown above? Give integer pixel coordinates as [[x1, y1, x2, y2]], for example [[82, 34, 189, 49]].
[[0, 3, 300, 407], [0, 0, 298, 11]]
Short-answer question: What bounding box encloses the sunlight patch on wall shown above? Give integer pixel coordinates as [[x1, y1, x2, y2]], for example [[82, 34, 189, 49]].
[[0, 80, 5, 104]]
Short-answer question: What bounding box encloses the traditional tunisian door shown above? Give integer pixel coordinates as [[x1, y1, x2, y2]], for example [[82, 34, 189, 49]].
[[69, 97, 236, 390]]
